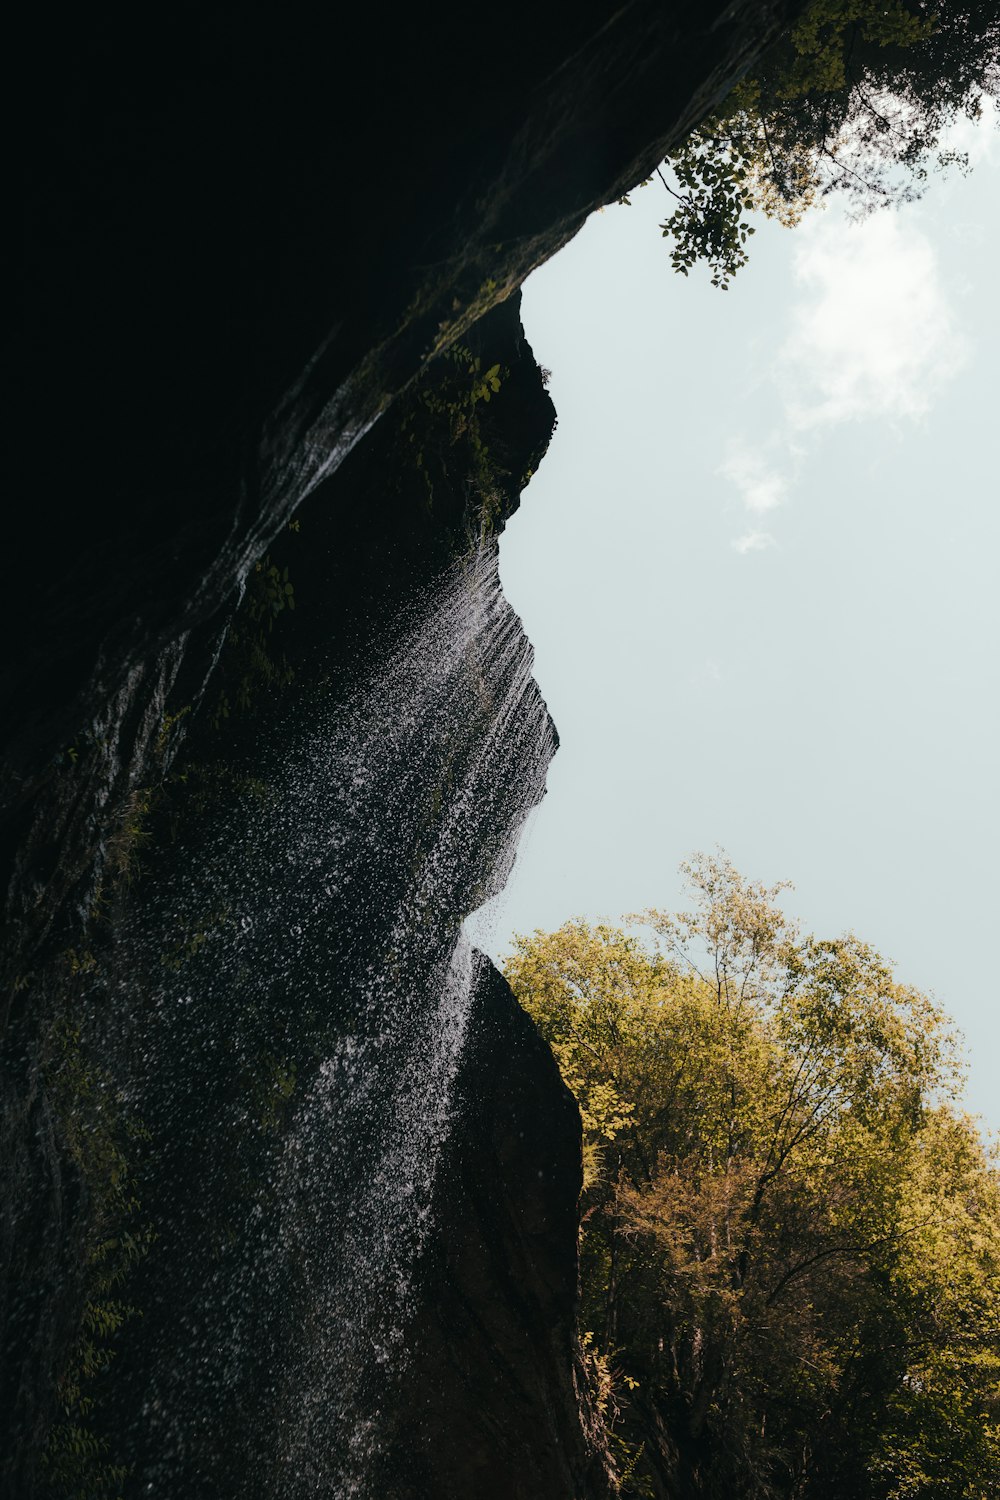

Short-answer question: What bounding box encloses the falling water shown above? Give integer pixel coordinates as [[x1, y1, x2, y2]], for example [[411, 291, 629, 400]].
[[111, 540, 555, 1496], [273, 935, 482, 1496]]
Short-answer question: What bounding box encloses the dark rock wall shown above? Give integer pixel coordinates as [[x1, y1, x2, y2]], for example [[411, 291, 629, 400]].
[[95, 303, 566, 1499], [6, 4, 805, 1495], [13, 0, 800, 800], [5, 299, 598, 1499], [385, 962, 609, 1500]]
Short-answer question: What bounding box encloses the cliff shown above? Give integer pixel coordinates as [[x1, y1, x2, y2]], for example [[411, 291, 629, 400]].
[[6, 4, 802, 1495]]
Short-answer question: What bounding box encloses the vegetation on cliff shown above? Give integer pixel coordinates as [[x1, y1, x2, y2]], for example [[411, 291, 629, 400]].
[[643, 0, 1000, 287], [506, 854, 1000, 1498]]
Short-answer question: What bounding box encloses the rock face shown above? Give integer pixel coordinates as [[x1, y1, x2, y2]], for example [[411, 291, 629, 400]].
[[88, 303, 579, 1500], [6, 4, 803, 1495], [385, 963, 607, 1500], [5, 296, 602, 1500], [12, 0, 799, 802]]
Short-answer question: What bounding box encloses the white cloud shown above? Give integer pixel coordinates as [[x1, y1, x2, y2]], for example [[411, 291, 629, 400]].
[[779, 211, 967, 430], [719, 202, 969, 549], [719, 448, 788, 514], [940, 95, 997, 168], [732, 530, 775, 555]]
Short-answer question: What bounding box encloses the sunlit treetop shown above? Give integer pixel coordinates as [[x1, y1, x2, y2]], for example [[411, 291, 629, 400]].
[[504, 853, 1000, 1498], [636, 0, 1000, 286]]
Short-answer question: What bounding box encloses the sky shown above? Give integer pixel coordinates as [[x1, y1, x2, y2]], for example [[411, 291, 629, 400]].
[[469, 118, 1000, 1131]]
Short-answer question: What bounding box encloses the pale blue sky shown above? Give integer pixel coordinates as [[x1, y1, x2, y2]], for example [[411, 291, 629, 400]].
[[471, 123, 1000, 1131]]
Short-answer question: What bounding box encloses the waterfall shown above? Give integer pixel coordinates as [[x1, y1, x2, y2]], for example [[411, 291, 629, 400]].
[[113, 539, 555, 1495], [274, 935, 482, 1497]]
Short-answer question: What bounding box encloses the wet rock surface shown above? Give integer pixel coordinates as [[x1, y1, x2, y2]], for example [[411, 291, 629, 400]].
[[7, 5, 803, 1494], [5, 302, 591, 1498]]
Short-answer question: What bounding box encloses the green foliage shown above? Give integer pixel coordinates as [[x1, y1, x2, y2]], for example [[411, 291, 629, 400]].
[[429, 275, 506, 357], [41, 1015, 154, 1499], [209, 543, 298, 729], [506, 854, 1000, 1498], [256, 559, 296, 625], [41, 1422, 129, 1500], [472, 361, 503, 405], [399, 343, 511, 534], [102, 786, 155, 888], [653, 0, 1000, 285], [658, 154, 757, 290], [154, 703, 191, 760], [243, 1050, 298, 1136]]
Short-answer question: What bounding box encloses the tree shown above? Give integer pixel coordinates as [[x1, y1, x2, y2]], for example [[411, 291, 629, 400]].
[[505, 854, 1000, 1498], [640, 0, 1000, 287]]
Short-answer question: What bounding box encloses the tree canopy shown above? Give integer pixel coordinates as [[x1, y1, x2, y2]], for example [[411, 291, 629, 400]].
[[640, 0, 1000, 286], [505, 854, 1000, 1498]]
